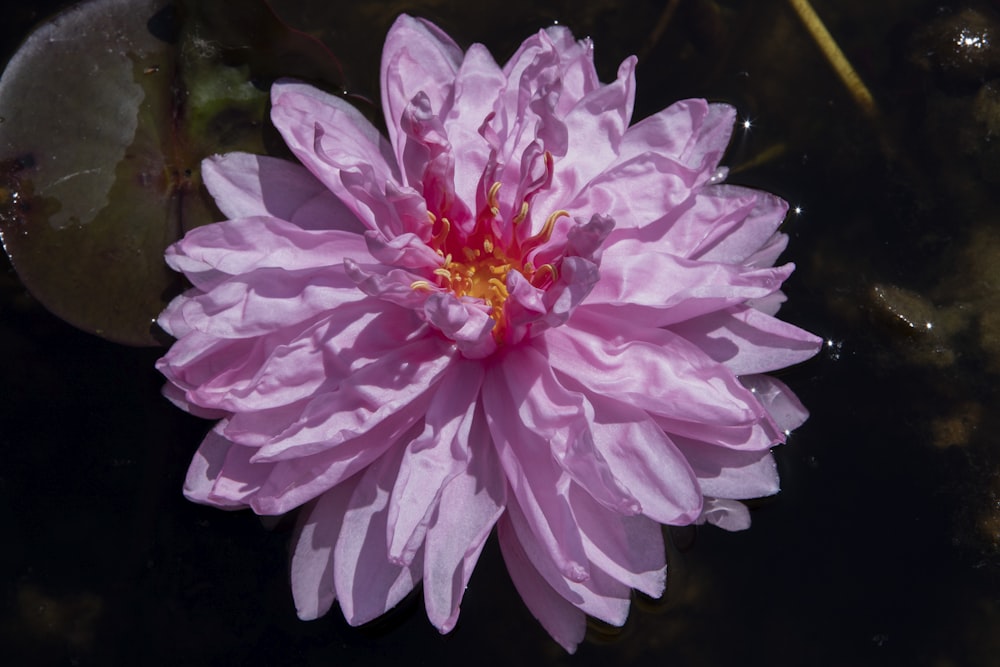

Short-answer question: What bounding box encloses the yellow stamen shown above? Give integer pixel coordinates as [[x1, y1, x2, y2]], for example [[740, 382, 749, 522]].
[[483, 237, 494, 254], [488, 278, 509, 298], [487, 182, 502, 209], [433, 216, 451, 244], [513, 201, 530, 224], [531, 263, 558, 285], [522, 210, 568, 251], [410, 280, 434, 291]]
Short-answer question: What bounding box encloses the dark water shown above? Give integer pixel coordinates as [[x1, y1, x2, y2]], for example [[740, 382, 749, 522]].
[[2, 1, 1000, 665]]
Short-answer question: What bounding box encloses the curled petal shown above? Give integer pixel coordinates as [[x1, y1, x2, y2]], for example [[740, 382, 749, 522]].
[[422, 293, 497, 358], [364, 230, 443, 270], [183, 428, 269, 510], [344, 258, 430, 311], [697, 497, 752, 532], [619, 99, 735, 177], [741, 374, 811, 433], [540, 56, 636, 210], [381, 15, 463, 170]]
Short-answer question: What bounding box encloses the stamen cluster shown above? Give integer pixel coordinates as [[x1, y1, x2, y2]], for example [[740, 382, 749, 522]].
[[412, 180, 564, 337]]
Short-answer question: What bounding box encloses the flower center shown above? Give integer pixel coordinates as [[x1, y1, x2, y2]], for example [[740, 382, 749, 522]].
[[412, 181, 565, 337]]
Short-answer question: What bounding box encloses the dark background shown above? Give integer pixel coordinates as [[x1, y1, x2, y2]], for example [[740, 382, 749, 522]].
[[2, 1, 999, 665]]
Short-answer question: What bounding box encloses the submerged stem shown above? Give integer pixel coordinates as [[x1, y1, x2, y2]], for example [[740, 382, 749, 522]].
[[787, 0, 878, 119]]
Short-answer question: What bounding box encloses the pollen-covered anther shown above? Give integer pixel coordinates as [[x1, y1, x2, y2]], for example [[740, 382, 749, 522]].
[[432, 216, 451, 244], [531, 263, 558, 287], [513, 201, 529, 224], [487, 181, 502, 217], [521, 209, 568, 253]]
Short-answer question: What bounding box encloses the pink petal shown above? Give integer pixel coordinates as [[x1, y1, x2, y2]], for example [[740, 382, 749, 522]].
[[545, 27, 600, 114], [334, 445, 423, 626], [380, 15, 463, 175], [669, 305, 823, 375], [344, 258, 433, 311], [503, 502, 632, 626], [249, 415, 424, 515], [251, 337, 455, 460], [601, 186, 757, 259], [161, 315, 338, 413], [741, 374, 811, 433], [673, 438, 780, 499], [692, 186, 790, 264], [421, 407, 507, 633], [568, 484, 667, 598], [422, 293, 497, 358], [159, 267, 365, 339], [443, 43, 506, 205], [488, 344, 640, 517], [201, 153, 365, 234], [618, 99, 735, 177], [183, 428, 269, 509], [160, 379, 228, 420], [364, 230, 441, 270], [386, 361, 485, 565], [586, 249, 794, 326], [482, 353, 591, 583], [289, 477, 360, 620], [698, 497, 752, 531], [541, 56, 636, 210], [580, 390, 703, 525], [653, 412, 780, 452], [563, 152, 696, 243], [271, 81, 413, 233], [497, 516, 586, 653], [166, 217, 371, 279], [547, 310, 763, 427]]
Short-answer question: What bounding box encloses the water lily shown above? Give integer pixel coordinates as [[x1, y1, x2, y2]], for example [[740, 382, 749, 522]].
[[156, 14, 821, 652]]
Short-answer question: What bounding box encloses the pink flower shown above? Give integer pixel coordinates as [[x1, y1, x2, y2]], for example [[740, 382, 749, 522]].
[[157, 15, 821, 652]]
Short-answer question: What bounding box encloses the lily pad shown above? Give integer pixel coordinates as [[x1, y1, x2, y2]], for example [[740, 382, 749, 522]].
[[0, 0, 207, 345], [0, 0, 347, 346]]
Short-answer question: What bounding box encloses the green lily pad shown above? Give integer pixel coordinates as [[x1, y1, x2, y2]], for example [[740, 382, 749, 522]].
[[0, 0, 346, 346], [0, 0, 207, 345]]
